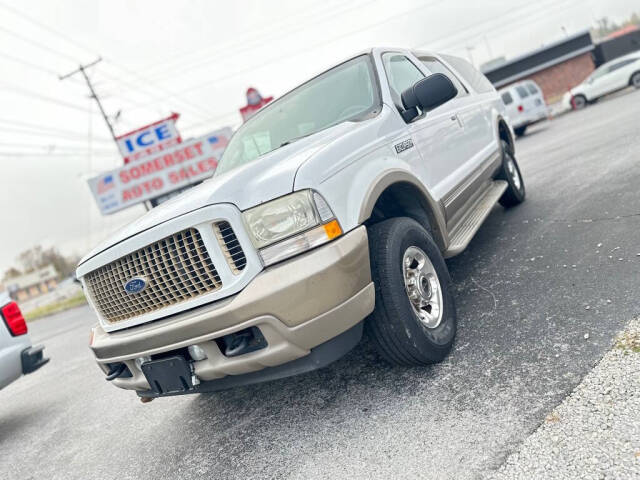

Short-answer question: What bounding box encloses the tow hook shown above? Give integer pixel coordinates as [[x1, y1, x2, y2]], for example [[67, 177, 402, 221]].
[[105, 363, 127, 381], [140, 396, 154, 404]]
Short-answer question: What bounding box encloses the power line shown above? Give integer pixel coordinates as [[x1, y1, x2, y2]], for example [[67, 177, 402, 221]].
[[130, 0, 449, 111], [0, 24, 78, 64], [0, 127, 113, 143], [141, 0, 379, 84], [420, 0, 579, 53], [0, 151, 116, 157], [0, 50, 81, 83], [0, 8, 214, 120], [0, 2, 94, 58], [0, 82, 95, 112], [136, 0, 349, 77], [0, 141, 114, 151], [0, 118, 109, 140], [448, 0, 582, 54]]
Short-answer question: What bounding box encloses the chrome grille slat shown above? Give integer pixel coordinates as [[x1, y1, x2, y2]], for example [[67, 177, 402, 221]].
[[84, 228, 222, 324], [213, 221, 247, 274]]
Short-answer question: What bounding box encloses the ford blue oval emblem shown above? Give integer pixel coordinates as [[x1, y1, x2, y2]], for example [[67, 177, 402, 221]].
[[124, 277, 147, 294]]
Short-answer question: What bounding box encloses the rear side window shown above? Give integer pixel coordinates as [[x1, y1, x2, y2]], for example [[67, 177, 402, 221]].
[[501, 91, 513, 105], [526, 83, 539, 94], [417, 56, 468, 98], [441, 54, 495, 93], [609, 58, 637, 72], [515, 85, 530, 98]]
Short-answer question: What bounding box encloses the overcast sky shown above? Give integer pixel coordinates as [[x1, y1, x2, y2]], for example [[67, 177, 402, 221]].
[[0, 0, 637, 274]]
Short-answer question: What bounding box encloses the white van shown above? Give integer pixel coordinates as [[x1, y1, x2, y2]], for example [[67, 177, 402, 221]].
[[499, 80, 548, 137]]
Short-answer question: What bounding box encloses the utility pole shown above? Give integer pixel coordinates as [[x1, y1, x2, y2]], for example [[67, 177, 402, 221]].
[[59, 57, 118, 144]]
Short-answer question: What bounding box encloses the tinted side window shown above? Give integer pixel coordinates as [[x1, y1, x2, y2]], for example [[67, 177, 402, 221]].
[[441, 54, 495, 93], [382, 53, 425, 107], [609, 59, 636, 72], [417, 56, 468, 98], [527, 83, 539, 94], [501, 92, 513, 105], [515, 85, 530, 98]]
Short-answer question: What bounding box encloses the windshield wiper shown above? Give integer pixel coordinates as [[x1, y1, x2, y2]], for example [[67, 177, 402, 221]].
[[280, 133, 312, 148]]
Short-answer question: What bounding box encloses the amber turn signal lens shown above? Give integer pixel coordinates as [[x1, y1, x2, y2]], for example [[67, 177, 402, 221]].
[[323, 219, 342, 239]]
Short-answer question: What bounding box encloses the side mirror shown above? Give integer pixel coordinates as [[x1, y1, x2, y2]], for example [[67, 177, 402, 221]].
[[400, 73, 458, 122]]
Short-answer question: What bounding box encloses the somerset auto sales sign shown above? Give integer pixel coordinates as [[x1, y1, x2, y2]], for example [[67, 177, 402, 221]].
[[88, 127, 232, 215]]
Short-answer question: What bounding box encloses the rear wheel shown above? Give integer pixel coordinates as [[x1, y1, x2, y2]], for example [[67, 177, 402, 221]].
[[631, 71, 640, 89], [498, 140, 525, 207], [514, 126, 527, 137], [366, 217, 457, 366], [572, 94, 587, 110]]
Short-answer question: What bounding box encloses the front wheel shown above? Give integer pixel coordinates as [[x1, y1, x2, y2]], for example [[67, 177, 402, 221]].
[[631, 71, 640, 89], [572, 94, 587, 110], [366, 217, 457, 366]]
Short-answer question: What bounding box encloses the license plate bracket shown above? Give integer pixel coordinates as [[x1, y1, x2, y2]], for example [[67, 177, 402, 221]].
[[141, 355, 193, 394]]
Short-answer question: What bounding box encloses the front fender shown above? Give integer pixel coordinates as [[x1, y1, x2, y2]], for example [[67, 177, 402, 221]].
[[296, 150, 448, 251]]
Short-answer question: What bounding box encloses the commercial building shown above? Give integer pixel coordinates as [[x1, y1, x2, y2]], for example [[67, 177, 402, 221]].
[[483, 26, 640, 105], [482, 30, 595, 104], [6, 265, 59, 301]]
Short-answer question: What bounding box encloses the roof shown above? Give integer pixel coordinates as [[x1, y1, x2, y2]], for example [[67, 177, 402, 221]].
[[606, 25, 640, 39], [483, 30, 595, 87]]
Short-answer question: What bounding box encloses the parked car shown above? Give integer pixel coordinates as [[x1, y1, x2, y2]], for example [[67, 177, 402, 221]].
[[0, 292, 48, 390], [564, 50, 640, 109], [499, 80, 548, 137], [77, 48, 525, 400]]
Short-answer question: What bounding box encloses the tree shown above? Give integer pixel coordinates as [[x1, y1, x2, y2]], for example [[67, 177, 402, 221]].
[[12, 245, 79, 279], [2, 267, 22, 282]]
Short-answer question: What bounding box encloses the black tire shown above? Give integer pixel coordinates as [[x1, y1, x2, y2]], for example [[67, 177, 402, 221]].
[[514, 126, 527, 137], [631, 71, 640, 89], [498, 140, 526, 208], [366, 217, 457, 366], [572, 94, 587, 110]]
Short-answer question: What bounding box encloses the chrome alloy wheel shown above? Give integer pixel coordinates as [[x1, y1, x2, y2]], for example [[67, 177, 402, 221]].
[[506, 156, 522, 192], [402, 246, 443, 329]]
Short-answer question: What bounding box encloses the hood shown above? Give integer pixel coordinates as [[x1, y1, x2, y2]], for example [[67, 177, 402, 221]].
[[79, 121, 363, 266]]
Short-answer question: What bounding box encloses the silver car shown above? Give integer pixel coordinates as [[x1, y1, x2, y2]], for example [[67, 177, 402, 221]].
[[0, 292, 48, 389]]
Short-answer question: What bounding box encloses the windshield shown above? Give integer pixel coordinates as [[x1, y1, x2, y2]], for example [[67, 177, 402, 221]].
[[587, 65, 608, 82], [216, 54, 380, 175]]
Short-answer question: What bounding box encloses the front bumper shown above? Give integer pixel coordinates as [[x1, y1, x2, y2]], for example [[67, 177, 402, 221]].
[[512, 106, 549, 129], [90, 226, 374, 394]]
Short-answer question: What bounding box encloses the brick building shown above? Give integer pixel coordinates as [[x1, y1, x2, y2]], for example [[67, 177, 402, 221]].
[[482, 30, 596, 104]]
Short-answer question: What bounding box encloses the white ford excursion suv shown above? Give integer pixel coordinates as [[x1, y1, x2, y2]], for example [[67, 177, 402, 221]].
[[77, 48, 525, 399]]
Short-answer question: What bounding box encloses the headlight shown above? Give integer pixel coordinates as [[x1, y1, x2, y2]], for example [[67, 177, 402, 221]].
[[242, 190, 342, 265]]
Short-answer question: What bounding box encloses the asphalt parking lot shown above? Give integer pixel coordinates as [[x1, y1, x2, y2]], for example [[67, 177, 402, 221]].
[[2, 88, 640, 480]]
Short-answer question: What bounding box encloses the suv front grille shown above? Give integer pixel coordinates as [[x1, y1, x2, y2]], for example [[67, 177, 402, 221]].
[[214, 221, 247, 274], [84, 228, 222, 324]]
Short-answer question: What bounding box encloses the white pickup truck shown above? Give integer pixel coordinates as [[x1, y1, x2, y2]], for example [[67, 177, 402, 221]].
[[0, 293, 48, 390], [77, 48, 525, 399]]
